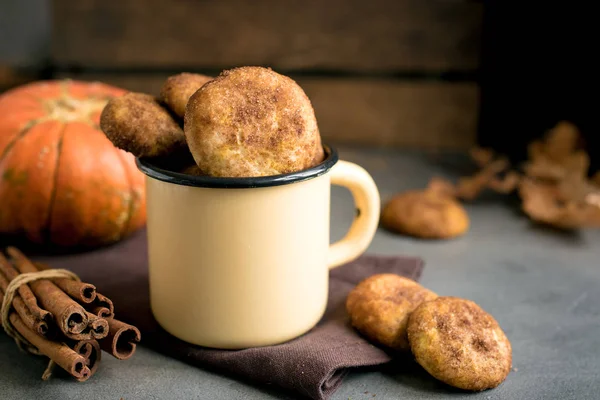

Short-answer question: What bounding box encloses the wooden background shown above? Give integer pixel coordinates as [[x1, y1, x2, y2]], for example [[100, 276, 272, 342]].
[[3, 2, 597, 170], [3, 0, 484, 150]]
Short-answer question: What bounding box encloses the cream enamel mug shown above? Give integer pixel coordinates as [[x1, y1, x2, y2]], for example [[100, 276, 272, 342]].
[[136, 145, 380, 349]]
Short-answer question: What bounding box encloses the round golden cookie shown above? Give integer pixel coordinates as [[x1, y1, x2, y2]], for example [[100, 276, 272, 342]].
[[407, 297, 512, 391], [381, 190, 469, 239], [100, 92, 186, 158], [346, 274, 438, 350], [184, 66, 324, 177], [160, 73, 213, 118]]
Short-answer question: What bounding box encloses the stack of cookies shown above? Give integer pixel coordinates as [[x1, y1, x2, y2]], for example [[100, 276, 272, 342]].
[[100, 67, 324, 178], [346, 274, 512, 391]]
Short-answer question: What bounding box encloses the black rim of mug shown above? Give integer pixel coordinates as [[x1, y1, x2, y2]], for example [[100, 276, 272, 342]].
[[136, 144, 339, 189]]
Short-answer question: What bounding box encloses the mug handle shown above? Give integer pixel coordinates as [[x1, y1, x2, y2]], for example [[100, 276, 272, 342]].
[[327, 160, 380, 269]]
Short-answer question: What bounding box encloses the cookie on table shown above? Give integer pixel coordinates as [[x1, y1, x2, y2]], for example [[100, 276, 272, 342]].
[[100, 92, 186, 158], [184, 66, 324, 177], [160, 73, 213, 118], [381, 190, 469, 239], [407, 296, 512, 391], [346, 274, 438, 351]]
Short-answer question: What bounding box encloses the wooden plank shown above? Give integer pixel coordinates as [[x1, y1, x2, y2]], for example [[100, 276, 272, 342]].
[[0, 65, 38, 93], [56, 73, 478, 149], [52, 0, 483, 71], [303, 79, 478, 149]]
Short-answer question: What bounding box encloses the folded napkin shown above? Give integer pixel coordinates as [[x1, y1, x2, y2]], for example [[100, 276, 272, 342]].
[[25, 230, 423, 400]]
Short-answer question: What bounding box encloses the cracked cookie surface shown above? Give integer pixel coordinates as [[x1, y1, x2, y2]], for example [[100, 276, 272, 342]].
[[408, 297, 512, 391], [346, 273, 438, 350], [160, 73, 213, 118], [184, 66, 323, 177], [100, 92, 186, 158]]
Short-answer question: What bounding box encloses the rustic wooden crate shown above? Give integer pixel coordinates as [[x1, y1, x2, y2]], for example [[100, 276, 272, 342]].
[[51, 0, 483, 149], [0, 65, 39, 93], [52, 0, 482, 71]]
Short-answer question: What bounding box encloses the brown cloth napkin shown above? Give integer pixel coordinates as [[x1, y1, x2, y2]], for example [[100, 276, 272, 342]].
[[18, 230, 423, 400]]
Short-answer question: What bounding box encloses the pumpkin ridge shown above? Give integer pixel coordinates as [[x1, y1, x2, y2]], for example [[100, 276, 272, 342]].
[[0, 119, 44, 166], [114, 149, 135, 240], [43, 122, 68, 243]]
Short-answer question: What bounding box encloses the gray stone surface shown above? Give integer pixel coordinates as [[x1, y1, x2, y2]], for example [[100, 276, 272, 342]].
[[2, 146, 600, 400]]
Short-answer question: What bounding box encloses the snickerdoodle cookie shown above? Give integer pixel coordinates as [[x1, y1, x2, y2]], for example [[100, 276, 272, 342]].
[[407, 297, 512, 391], [100, 92, 186, 158], [381, 190, 469, 239], [184, 66, 324, 177], [160, 73, 213, 118], [346, 274, 438, 350]]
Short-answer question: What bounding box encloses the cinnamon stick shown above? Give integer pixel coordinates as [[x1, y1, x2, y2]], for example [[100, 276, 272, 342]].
[[69, 339, 101, 380], [70, 339, 93, 359], [9, 312, 91, 381], [35, 262, 97, 304], [86, 312, 109, 340], [85, 292, 114, 319], [6, 247, 88, 337], [64, 327, 94, 341], [99, 318, 141, 360], [0, 277, 53, 338], [0, 253, 51, 324]]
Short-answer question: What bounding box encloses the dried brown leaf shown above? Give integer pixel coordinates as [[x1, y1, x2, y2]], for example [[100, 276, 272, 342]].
[[426, 177, 457, 198], [455, 176, 487, 201], [455, 158, 510, 201], [445, 121, 598, 231], [523, 157, 567, 181], [564, 151, 590, 177], [524, 121, 589, 181], [586, 193, 600, 208], [543, 121, 580, 163], [557, 175, 600, 203], [488, 171, 521, 194], [469, 147, 495, 168], [519, 178, 600, 229]]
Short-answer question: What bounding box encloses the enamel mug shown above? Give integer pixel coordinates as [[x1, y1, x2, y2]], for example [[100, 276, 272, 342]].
[[136, 145, 380, 349]]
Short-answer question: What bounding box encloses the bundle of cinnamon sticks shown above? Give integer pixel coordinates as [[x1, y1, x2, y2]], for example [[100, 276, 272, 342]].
[[0, 246, 141, 382]]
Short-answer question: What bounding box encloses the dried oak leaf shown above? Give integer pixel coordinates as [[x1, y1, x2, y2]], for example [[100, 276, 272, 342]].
[[488, 171, 521, 194], [469, 147, 496, 168], [455, 158, 513, 201], [427, 148, 520, 201], [524, 121, 589, 181], [536, 121, 580, 163], [426, 177, 457, 198], [558, 175, 600, 204], [518, 178, 600, 229], [523, 151, 589, 181]]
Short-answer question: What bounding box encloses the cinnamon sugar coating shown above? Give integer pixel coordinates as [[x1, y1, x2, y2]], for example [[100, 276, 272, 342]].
[[184, 66, 324, 177], [100, 92, 186, 158], [160, 73, 213, 118], [346, 274, 438, 350], [408, 297, 512, 391]]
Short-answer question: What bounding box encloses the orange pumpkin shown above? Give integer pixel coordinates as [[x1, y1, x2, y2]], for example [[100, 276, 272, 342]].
[[0, 80, 146, 247]]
